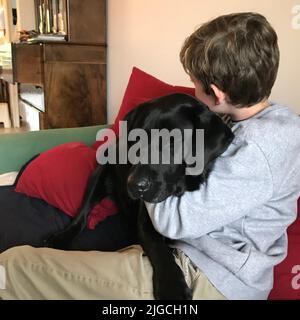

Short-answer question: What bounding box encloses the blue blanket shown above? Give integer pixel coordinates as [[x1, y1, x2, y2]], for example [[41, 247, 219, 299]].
[[0, 186, 136, 253]]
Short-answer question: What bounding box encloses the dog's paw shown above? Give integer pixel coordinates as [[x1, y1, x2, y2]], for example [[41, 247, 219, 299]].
[[153, 267, 192, 300]]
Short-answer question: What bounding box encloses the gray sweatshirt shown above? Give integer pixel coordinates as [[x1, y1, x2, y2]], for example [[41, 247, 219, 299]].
[[145, 103, 300, 300]]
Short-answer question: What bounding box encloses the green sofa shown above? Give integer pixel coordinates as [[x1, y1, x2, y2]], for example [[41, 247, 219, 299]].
[[0, 125, 109, 174]]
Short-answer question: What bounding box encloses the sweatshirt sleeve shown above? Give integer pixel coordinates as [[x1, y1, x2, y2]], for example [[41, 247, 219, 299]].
[[145, 138, 274, 240]]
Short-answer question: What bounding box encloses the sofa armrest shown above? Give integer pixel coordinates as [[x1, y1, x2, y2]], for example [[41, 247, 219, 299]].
[[0, 125, 109, 174]]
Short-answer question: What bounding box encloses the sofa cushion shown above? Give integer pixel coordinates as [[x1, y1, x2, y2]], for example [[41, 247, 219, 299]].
[[269, 198, 300, 299], [0, 125, 105, 175], [15, 142, 118, 229]]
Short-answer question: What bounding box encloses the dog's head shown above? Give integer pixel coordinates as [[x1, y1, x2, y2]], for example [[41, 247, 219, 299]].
[[118, 93, 234, 203]]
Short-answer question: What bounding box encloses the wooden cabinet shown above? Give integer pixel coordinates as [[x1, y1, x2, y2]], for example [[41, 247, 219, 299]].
[[12, 42, 107, 129], [11, 0, 107, 130], [67, 0, 106, 44], [12, 43, 43, 85]]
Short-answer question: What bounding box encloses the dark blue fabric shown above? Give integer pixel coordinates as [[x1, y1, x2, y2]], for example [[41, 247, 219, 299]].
[[0, 186, 137, 253]]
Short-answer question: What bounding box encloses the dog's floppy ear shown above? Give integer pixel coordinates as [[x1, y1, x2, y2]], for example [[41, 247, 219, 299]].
[[123, 107, 141, 132], [192, 102, 234, 166], [122, 101, 153, 133]]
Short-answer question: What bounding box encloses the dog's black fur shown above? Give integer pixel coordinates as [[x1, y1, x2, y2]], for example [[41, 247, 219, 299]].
[[44, 93, 234, 300]]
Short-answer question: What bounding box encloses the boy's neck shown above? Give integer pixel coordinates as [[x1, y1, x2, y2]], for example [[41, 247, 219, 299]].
[[229, 100, 270, 121]]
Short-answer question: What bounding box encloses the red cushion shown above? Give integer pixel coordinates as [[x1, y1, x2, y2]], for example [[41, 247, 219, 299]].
[[93, 67, 195, 150], [15, 142, 118, 230], [268, 198, 300, 299]]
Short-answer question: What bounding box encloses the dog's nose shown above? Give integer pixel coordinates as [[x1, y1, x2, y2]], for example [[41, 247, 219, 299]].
[[136, 179, 151, 193]]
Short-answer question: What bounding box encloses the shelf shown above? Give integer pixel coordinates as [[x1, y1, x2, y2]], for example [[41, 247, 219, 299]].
[[35, 0, 68, 36]]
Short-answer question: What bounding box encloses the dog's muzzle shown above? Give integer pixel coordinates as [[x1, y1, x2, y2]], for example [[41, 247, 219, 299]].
[[127, 174, 152, 199]]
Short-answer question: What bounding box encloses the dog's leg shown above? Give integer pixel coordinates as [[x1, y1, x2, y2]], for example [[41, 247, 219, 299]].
[[137, 201, 192, 300], [44, 164, 108, 249]]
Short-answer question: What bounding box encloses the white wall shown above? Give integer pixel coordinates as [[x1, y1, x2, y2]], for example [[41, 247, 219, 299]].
[[17, 0, 35, 31], [107, 0, 300, 123], [2, 0, 35, 42]]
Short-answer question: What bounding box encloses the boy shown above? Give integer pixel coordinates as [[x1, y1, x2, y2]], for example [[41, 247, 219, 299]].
[[0, 12, 300, 300]]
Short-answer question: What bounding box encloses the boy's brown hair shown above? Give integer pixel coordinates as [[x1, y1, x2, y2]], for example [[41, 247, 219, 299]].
[[180, 12, 280, 107]]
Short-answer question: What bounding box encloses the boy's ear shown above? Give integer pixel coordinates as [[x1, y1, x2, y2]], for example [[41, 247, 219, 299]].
[[210, 84, 227, 105]]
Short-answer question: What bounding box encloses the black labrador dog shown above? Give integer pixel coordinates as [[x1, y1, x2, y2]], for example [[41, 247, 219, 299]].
[[45, 93, 234, 300]]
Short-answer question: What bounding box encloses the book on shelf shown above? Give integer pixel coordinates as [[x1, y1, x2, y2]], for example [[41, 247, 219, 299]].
[[36, 0, 67, 36]]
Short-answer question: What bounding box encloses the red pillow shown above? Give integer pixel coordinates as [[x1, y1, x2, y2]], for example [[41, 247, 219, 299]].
[[93, 67, 195, 149], [268, 198, 300, 300], [15, 142, 118, 230]]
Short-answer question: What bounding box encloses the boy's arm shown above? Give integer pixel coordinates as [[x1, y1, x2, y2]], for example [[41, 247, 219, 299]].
[[145, 139, 273, 240]]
